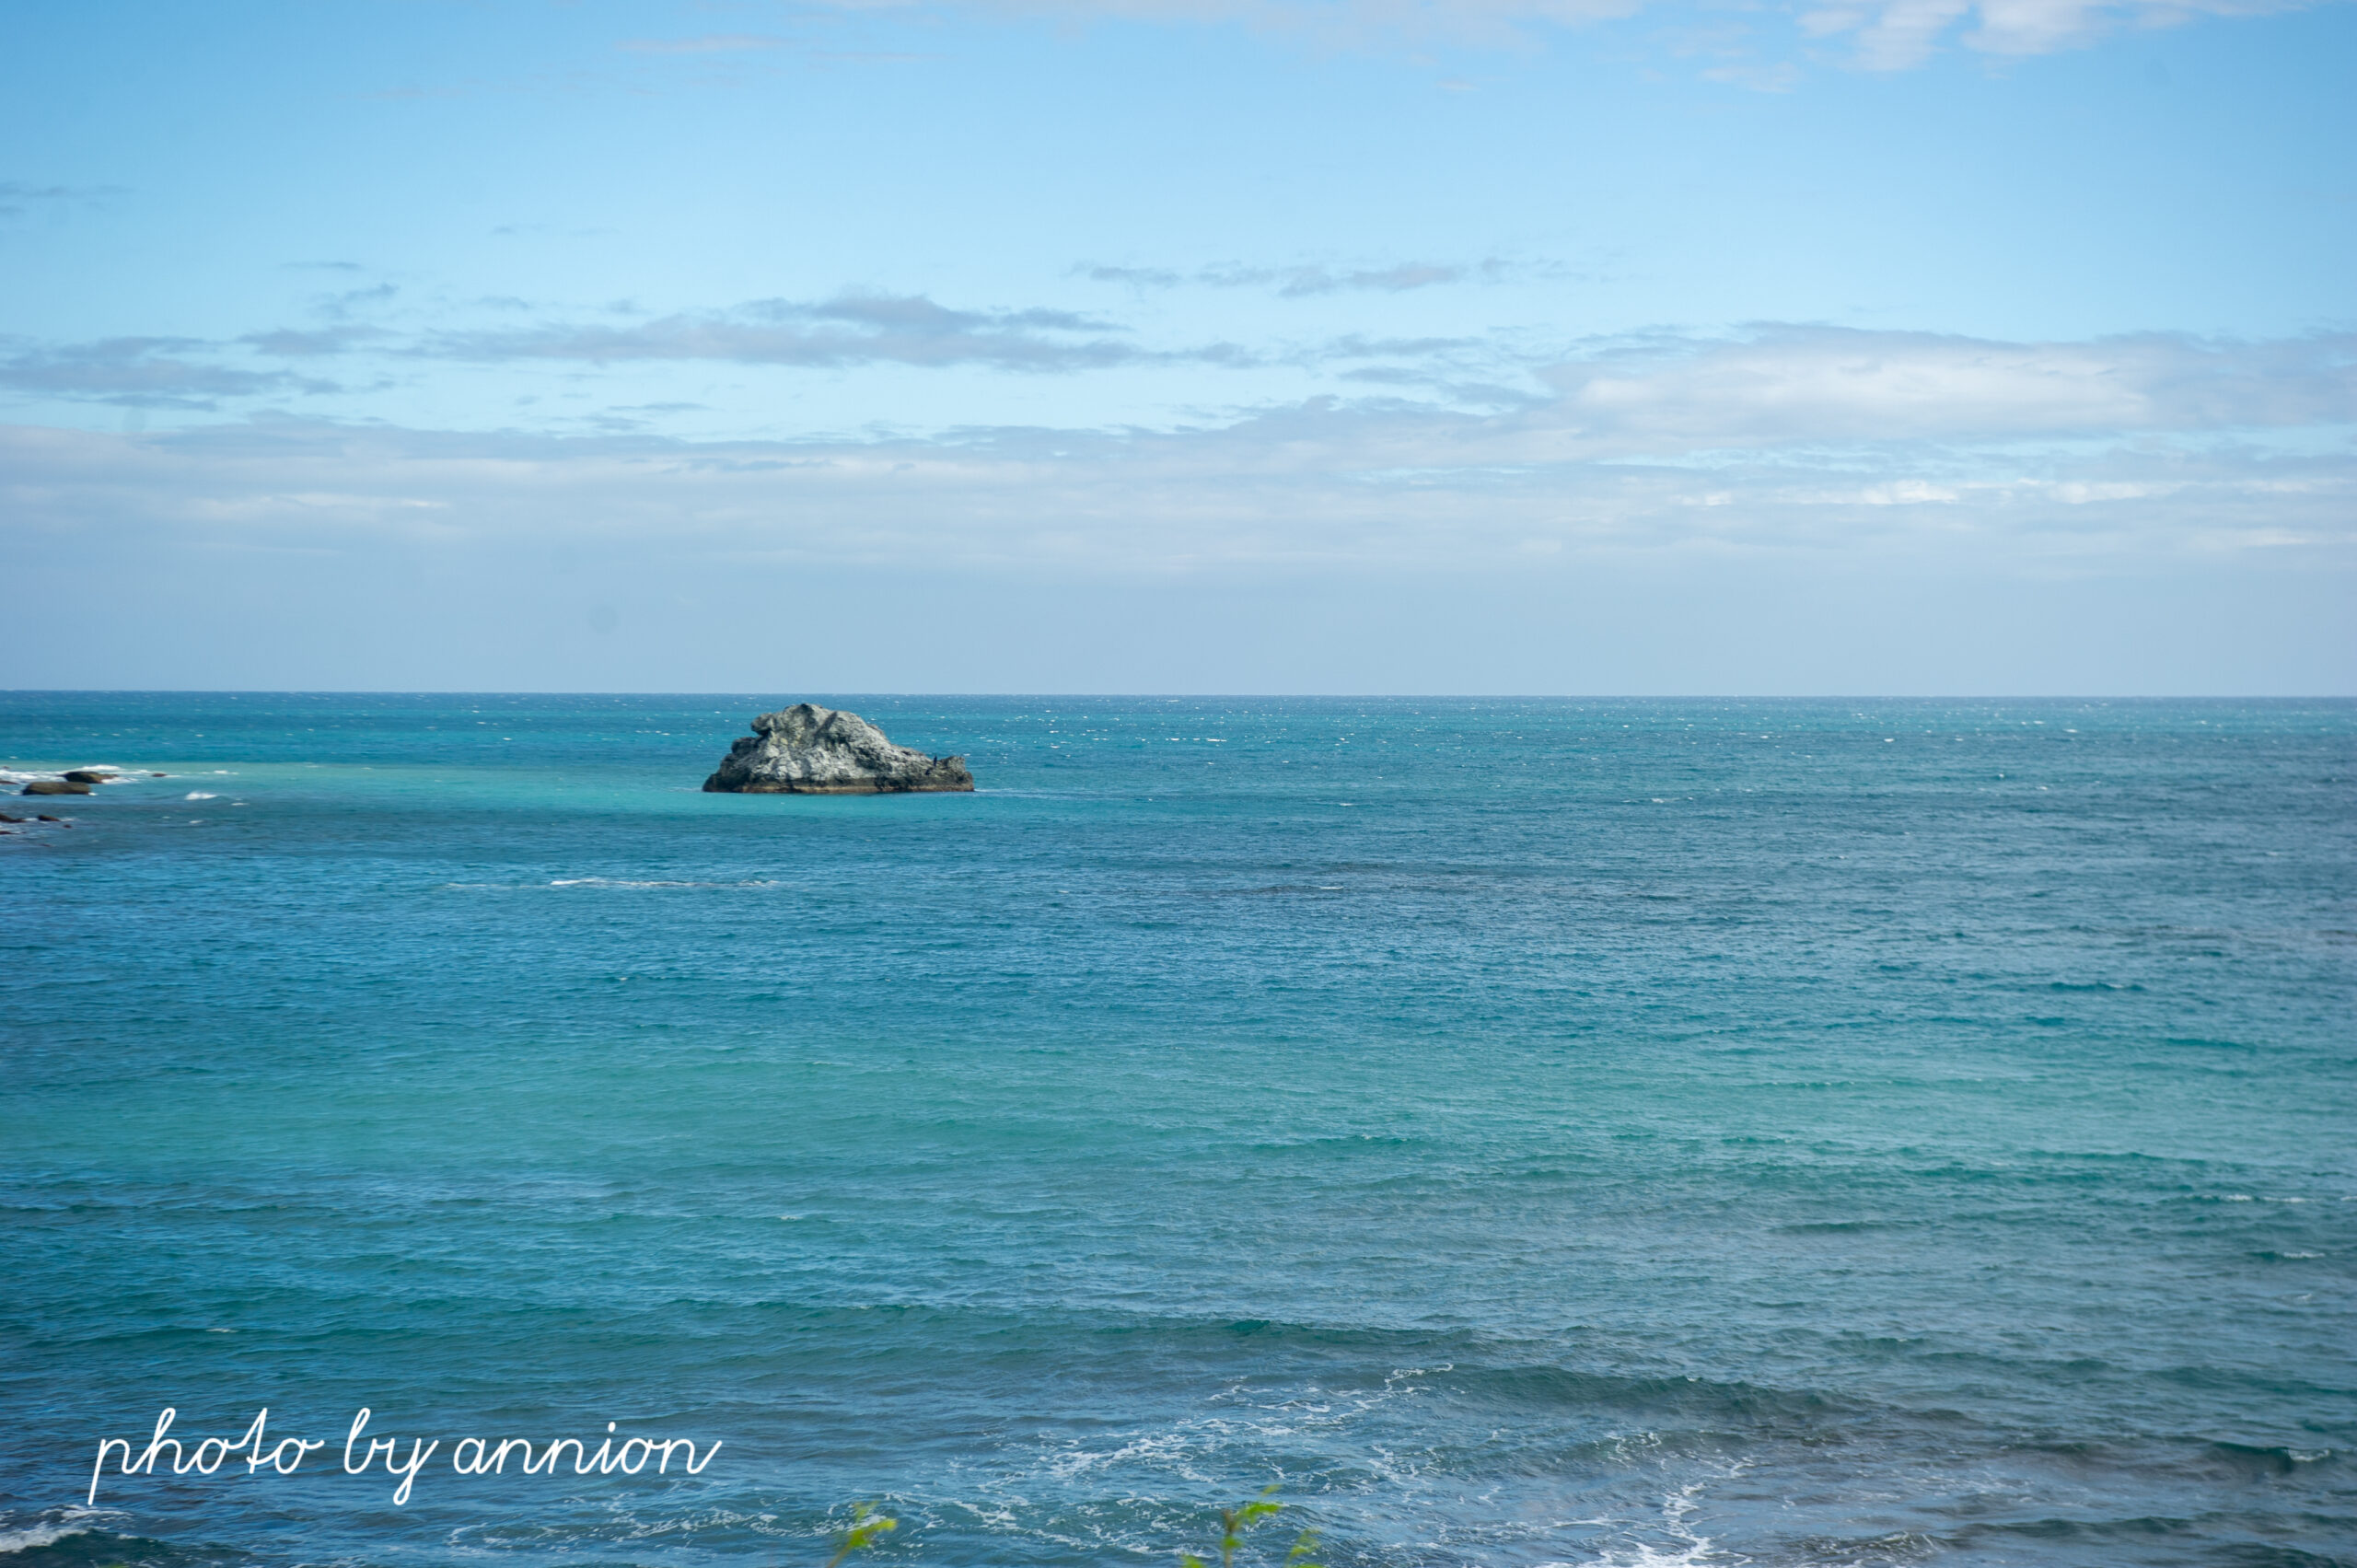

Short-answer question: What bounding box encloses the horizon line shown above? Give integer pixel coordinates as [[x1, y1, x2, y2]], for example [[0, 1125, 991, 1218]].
[[6, 690, 2353, 703]]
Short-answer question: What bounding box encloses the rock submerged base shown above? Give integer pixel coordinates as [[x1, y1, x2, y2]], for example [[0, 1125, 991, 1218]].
[[702, 704, 974, 795]]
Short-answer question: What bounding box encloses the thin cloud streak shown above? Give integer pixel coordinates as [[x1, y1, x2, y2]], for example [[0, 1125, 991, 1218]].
[[242, 325, 394, 357], [0, 180, 130, 221], [424, 295, 1159, 371], [1539, 327, 2357, 446], [810, 0, 2332, 62], [1799, 0, 2320, 67], [1088, 261, 1483, 295], [0, 337, 335, 409]]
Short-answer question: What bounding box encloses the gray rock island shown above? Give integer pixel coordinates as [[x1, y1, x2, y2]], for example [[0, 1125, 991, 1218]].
[[702, 703, 975, 794]]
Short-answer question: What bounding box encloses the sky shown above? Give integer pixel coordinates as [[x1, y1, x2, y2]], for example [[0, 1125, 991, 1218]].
[[1, 0, 2350, 693]]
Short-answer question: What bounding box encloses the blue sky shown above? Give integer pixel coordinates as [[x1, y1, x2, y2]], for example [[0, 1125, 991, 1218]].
[[2, 0, 2350, 691]]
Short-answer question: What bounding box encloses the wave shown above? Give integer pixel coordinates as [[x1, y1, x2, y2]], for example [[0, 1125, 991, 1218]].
[[0, 1516, 244, 1568], [0, 1512, 145, 1560], [2200, 1439, 2342, 1478], [0, 1519, 92, 1555]]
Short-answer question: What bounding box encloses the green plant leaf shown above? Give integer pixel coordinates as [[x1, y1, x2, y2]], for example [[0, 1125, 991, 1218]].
[[824, 1502, 898, 1568], [1193, 1486, 1293, 1568]]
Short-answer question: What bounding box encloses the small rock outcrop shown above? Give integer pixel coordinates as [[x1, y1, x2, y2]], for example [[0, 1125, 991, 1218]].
[[703, 704, 974, 795], [23, 780, 92, 796], [63, 770, 115, 784]]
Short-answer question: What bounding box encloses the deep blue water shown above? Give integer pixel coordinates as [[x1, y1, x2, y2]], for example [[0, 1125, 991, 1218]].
[[2, 693, 2351, 1568]]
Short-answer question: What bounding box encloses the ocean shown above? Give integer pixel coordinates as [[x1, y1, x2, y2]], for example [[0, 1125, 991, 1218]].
[[2, 693, 2351, 1568]]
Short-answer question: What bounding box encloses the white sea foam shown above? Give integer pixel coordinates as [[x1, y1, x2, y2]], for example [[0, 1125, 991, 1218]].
[[547, 878, 781, 889], [1537, 1548, 1725, 1568], [1, 766, 155, 785], [1537, 1466, 1750, 1568], [186, 791, 218, 800], [0, 1524, 84, 1554], [0, 1509, 113, 1554]]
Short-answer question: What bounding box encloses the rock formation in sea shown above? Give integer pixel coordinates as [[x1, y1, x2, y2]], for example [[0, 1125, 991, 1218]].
[[702, 704, 974, 795], [22, 780, 92, 796]]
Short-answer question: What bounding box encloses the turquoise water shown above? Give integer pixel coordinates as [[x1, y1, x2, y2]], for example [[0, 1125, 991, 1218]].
[[2, 694, 2351, 1568]]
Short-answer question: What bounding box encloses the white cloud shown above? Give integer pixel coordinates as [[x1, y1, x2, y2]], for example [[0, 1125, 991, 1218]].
[[6, 322, 2349, 693], [6, 327, 2348, 578], [820, 0, 1646, 48], [1086, 261, 1483, 295], [421, 295, 1155, 372], [0, 336, 338, 408], [1800, 0, 2314, 66], [817, 0, 2329, 60], [41, 307, 2343, 450], [1535, 327, 2357, 447]]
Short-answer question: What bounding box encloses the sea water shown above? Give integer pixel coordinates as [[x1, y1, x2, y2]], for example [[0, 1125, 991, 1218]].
[[1, 693, 2351, 1568]]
